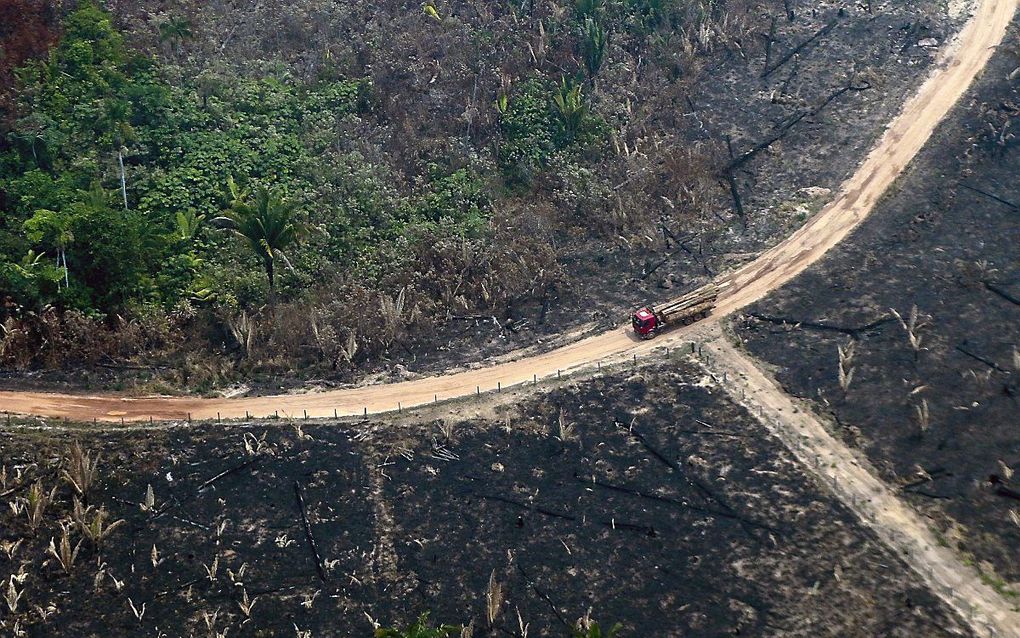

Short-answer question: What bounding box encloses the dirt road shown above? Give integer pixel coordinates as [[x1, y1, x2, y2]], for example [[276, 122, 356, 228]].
[[1, 0, 1016, 422], [698, 326, 1020, 638]]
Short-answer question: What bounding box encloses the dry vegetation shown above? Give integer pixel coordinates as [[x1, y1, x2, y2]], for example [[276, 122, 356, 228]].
[[0, 0, 963, 394]]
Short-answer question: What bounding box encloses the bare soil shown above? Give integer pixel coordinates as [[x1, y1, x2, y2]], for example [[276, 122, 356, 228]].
[[0, 361, 969, 636], [734, 19, 1020, 588]]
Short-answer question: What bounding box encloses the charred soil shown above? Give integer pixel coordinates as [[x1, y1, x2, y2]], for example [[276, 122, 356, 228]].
[[735, 19, 1020, 589], [0, 362, 968, 636]]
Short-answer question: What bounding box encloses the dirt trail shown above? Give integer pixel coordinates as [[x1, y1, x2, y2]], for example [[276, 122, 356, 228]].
[[696, 325, 1020, 638], [1, 0, 1016, 422]]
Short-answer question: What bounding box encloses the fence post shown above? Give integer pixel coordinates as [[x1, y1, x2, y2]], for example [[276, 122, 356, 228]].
[[217, 412, 221, 423], [476, 385, 480, 396], [245, 410, 249, 420], [187, 413, 191, 423], [303, 409, 308, 421], [434, 394, 438, 404], [497, 382, 501, 392], [363, 406, 367, 417], [150, 416, 154, 425], [398, 402, 401, 413], [334, 408, 338, 419]]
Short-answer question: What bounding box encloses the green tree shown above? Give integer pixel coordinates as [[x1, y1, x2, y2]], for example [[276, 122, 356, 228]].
[[96, 98, 135, 209], [573, 618, 622, 638], [552, 77, 588, 141], [158, 17, 193, 56], [23, 207, 73, 289], [213, 182, 304, 293], [374, 613, 460, 638], [581, 17, 608, 81]]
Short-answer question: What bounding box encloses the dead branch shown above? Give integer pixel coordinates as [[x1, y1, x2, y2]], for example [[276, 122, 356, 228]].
[[294, 481, 327, 582], [747, 312, 894, 337], [577, 474, 779, 533], [762, 18, 838, 78], [962, 183, 1020, 211], [984, 281, 1020, 307], [955, 343, 1010, 374], [197, 458, 260, 493]]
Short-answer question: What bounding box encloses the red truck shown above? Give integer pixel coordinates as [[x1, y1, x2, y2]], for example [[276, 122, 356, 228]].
[[631, 283, 719, 339]]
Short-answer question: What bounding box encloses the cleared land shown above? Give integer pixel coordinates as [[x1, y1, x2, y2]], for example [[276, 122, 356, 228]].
[[734, 12, 1020, 607], [0, 362, 971, 636]]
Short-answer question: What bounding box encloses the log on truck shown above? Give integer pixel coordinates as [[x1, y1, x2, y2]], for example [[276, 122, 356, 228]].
[[631, 283, 719, 339]]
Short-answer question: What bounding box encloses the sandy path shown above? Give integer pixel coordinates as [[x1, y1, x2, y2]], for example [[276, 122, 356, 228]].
[[1, 0, 1016, 422], [697, 326, 1020, 638]]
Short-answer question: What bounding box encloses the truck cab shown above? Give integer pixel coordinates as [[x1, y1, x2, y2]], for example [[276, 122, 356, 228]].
[[631, 307, 658, 338]]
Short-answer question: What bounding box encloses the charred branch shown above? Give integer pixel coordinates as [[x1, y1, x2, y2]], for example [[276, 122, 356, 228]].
[[518, 565, 571, 630], [746, 312, 894, 337], [762, 18, 838, 79], [955, 343, 1010, 374], [294, 480, 328, 582], [723, 77, 870, 175], [577, 474, 780, 533], [984, 281, 1020, 307], [197, 458, 260, 494], [961, 184, 1020, 211]]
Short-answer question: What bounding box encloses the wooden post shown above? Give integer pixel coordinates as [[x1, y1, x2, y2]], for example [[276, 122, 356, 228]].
[[303, 409, 308, 421]]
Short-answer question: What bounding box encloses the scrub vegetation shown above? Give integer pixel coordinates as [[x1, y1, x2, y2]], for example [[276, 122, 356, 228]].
[[0, 0, 958, 393]]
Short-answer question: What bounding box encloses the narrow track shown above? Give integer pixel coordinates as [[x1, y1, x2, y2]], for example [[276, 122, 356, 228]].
[[1, 0, 1016, 422], [698, 326, 1020, 638]]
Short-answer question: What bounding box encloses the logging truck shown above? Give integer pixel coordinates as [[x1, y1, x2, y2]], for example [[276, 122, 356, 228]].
[[631, 283, 719, 339]]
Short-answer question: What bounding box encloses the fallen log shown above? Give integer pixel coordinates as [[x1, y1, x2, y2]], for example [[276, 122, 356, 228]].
[[747, 312, 895, 337], [985, 281, 1020, 307], [762, 18, 838, 79], [294, 480, 328, 582], [197, 458, 260, 493], [577, 474, 780, 534]]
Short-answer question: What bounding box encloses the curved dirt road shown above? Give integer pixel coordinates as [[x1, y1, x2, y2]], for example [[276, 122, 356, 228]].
[[2, 0, 1016, 422]]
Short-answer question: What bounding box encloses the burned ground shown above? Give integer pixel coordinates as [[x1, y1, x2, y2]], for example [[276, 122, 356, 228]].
[[1, 361, 968, 636], [735, 20, 1020, 589]]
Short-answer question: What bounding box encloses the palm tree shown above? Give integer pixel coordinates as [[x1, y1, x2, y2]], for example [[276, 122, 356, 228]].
[[158, 17, 193, 56], [96, 99, 134, 209], [213, 183, 304, 293]]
